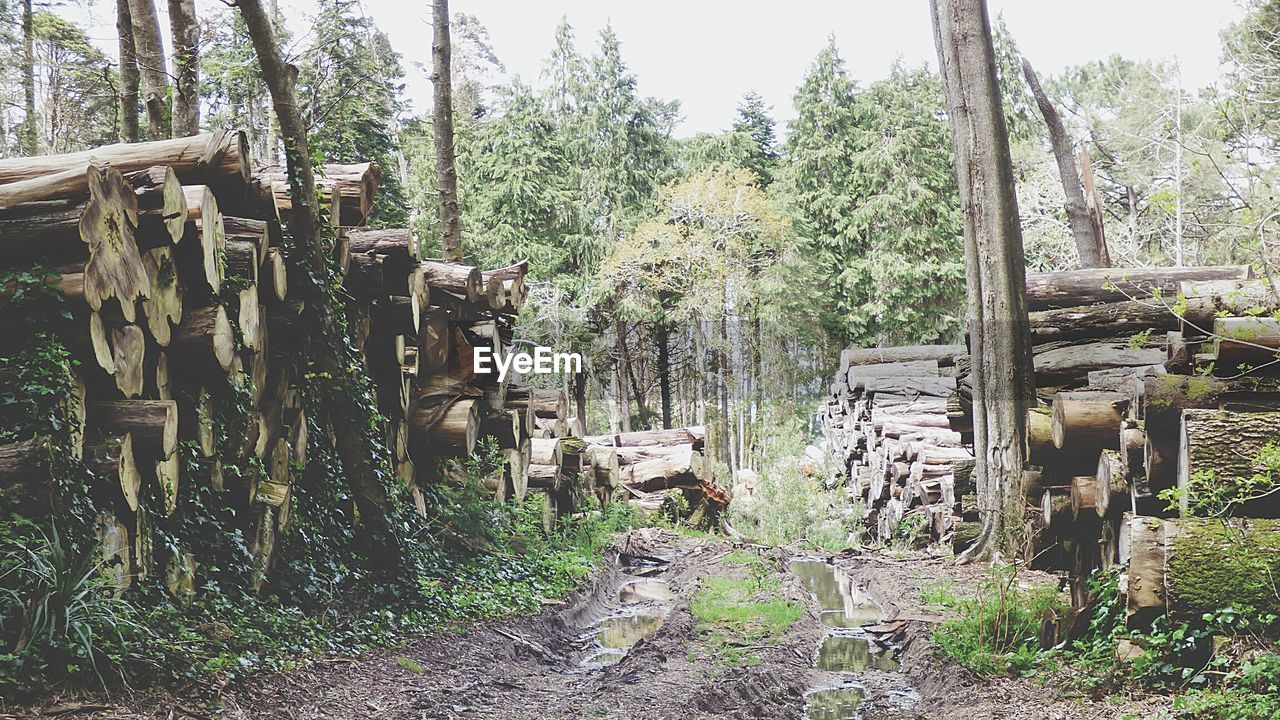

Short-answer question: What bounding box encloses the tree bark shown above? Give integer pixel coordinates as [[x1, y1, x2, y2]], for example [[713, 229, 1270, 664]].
[[236, 0, 397, 556], [20, 0, 36, 155], [1024, 265, 1252, 311], [1021, 56, 1104, 268], [932, 0, 1035, 561], [167, 0, 200, 136], [127, 0, 170, 138], [432, 0, 462, 260], [115, 0, 141, 143]]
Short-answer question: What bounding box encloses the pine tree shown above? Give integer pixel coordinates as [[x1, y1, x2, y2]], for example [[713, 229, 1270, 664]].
[[731, 90, 779, 186]]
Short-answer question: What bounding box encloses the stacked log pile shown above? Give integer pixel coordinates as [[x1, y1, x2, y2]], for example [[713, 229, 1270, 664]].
[[0, 132, 567, 595], [582, 426, 724, 524], [818, 345, 976, 547], [821, 266, 1280, 623]]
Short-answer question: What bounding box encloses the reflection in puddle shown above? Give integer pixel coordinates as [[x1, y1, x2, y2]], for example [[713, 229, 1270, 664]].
[[816, 635, 899, 672], [805, 685, 865, 720], [619, 579, 675, 603], [581, 612, 666, 669], [790, 560, 885, 627]]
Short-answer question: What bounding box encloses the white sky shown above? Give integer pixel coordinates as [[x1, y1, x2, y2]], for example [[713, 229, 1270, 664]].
[[71, 0, 1244, 138]]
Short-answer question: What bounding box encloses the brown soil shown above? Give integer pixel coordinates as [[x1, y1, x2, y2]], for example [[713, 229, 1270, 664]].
[[12, 531, 1173, 720]]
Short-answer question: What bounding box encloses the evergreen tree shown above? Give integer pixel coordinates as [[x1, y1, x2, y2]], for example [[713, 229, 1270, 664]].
[[731, 90, 779, 186], [461, 84, 587, 278], [781, 41, 964, 346], [300, 0, 407, 226]]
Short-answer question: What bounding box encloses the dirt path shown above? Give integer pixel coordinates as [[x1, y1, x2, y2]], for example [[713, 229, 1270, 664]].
[[43, 530, 1173, 720]]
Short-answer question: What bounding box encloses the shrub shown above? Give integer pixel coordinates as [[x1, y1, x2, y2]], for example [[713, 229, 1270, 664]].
[[931, 566, 1063, 676]]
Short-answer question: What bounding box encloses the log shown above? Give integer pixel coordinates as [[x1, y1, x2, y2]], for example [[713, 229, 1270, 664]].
[[839, 344, 965, 370], [1041, 485, 1072, 529], [0, 438, 53, 488], [140, 246, 182, 346], [108, 323, 146, 398], [1178, 409, 1280, 517], [151, 452, 180, 516], [419, 310, 450, 370], [171, 305, 236, 373], [583, 426, 706, 450], [1034, 343, 1165, 385], [0, 130, 250, 186], [237, 286, 264, 352], [96, 511, 132, 596], [620, 446, 704, 492], [1070, 475, 1099, 520], [347, 227, 419, 269], [1029, 298, 1201, 342], [343, 251, 384, 296], [410, 397, 479, 455], [84, 434, 142, 512], [177, 185, 225, 296], [87, 400, 178, 458], [1095, 449, 1127, 518], [1211, 317, 1280, 366], [1025, 266, 1253, 311], [422, 260, 481, 304], [261, 248, 288, 302], [1126, 516, 1280, 623], [126, 165, 186, 245], [1051, 391, 1127, 451]]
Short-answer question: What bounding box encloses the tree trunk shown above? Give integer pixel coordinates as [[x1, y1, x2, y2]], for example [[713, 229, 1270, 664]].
[[432, 0, 462, 260], [167, 0, 200, 136], [115, 0, 141, 143], [932, 0, 1035, 561], [1021, 56, 1104, 268], [20, 0, 36, 155], [656, 320, 672, 429], [127, 0, 170, 138], [236, 0, 396, 557]]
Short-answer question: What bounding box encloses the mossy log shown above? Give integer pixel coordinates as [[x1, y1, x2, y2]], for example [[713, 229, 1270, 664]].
[[1127, 516, 1280, 623], [1137, 374, 1280, 433], [1177, 409, 1280, 517]]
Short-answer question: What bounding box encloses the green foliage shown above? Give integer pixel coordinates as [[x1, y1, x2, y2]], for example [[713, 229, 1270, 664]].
[[0, 528, 134, 693], [931, 567, 1063, 676], [690, 574, 802, 667], [781, 44, 964, 347], [728, 413, 862, 550], [1160, 443, 1280, 518]]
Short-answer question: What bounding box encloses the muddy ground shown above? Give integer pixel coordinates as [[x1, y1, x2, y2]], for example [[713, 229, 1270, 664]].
[[14, 530, 1173, 720]]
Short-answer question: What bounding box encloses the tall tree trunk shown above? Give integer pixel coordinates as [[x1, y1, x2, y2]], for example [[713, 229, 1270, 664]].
[[20, 0, 36, 154], [656, 320, 672, 429], [934, 0, 1035, 561], [127, 0, 170, 139], [1021, 56, 1105, 269], [719, 292, 734, 476], [573, 368, 587, 433], [236, 0, 397, 562], [432, 0, 462, 260], [115, 0, 141, 143], [614, 318, 632, 433], [167, 0, 200, 137]]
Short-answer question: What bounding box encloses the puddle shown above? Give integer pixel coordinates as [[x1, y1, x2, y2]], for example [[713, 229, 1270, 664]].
[[816, 635, 900, 672], [580, 611, 666, 668], [804, 685, 866, 720], [790, 559, 885, 627], [619, 579, 675, 603]]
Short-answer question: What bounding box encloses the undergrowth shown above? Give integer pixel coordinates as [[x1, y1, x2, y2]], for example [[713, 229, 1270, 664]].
[[929, 564, 1280, 718], [728, 413, 863, 550], [927, 566, 1063, 676]]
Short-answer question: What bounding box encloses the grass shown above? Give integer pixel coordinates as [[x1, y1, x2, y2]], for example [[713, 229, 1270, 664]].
[[690, 574, 803, 667], [928, 567, 1064, 677]]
